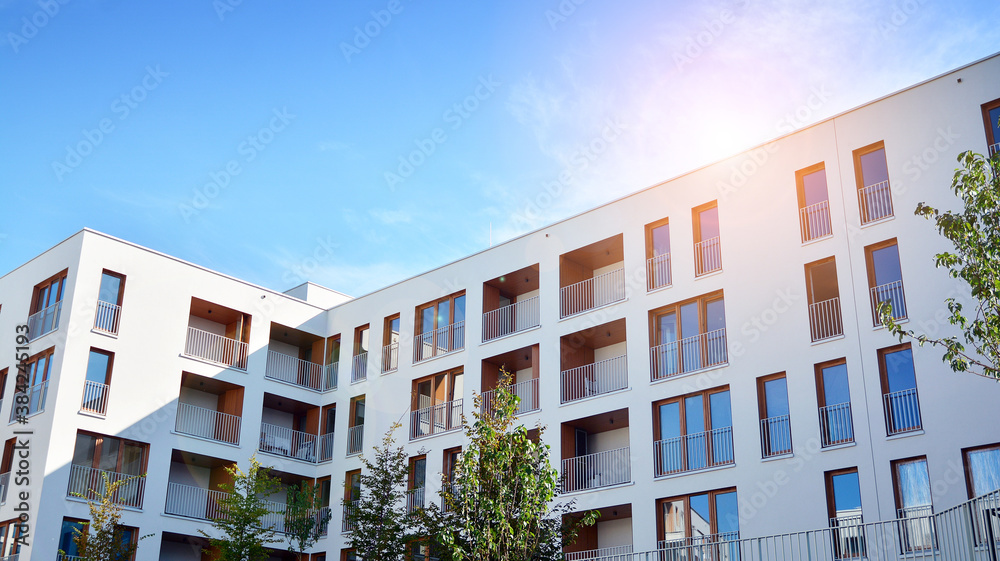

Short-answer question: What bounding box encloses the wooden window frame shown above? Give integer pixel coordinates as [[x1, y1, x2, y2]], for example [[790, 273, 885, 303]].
[[326, 335, 341, 365], [645, 217, 671, 260], [962, 442, 1000, 499], [691, 201, 719, 246], [980, 97, 1000, 148], [341, 549, 357, 561], [876, 342, 914, 397], [348, 396, 365, 429], [852, 140, 888, 191], [344, 470, 361, 502], [814, 358, 848, 409], [890, 455, 930, 514], [98, 269, 127, 307], [408, 455, 427, 491], [384, 314, 401, 346], [411, 368, 463, 410], [22, 347, 54, 387], [0, 369, 6, 401], [414, 291, 467, 335], [353, 324, 370, 356], [86, 348, 115, 386], [72, 431, 149, 475], [804, 256, 839, 306], [795, 162, 828, 210], [756, 372, 787, 421], [864, 238, 900, 291], [652, 386, 731, 441], [824, 467, 862, 521], [656, 487, 737, 543], [649, 290, 725, 344], [29, 269, 68, 314], [443, 447, 461, 483]]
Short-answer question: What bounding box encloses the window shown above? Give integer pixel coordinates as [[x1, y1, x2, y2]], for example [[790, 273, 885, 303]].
[[341, 549, 358, 561], [28, 269, 66, 340], [441, 446, 461, 511], [692, 202, 722, 276], [410, 369, 463, 439], [866, 239, 907, 325], [59, 518, 87, 557], [352, 325, 369, 383], [0, 519, 23, 558], [826, 468, 865, 559], [407, 455, 426, 512], [94, 270, 125, 334], [815, 359, 854, 447], [0, 368, 7, 412], [69, 432, 148, 508], [347, 396, 364, 456], [320, 405, 336, 461], [325, 335, 341, 391], [892, 457, 936, 551], [965, 443, 1000, 498], [414, 292, 466, 361], [650, 292, 727, 380], [982, 97, 1000, 156], [805, 257, 843, 341], [82, 348, 113, 415], [653, 387, 733, 476], [382, 314, 400, 373], [657, 488, 739, 556], [9, 348, 52, 421], [343, 470, 361, 533], [645, 217, 672, 290], [796, 163, 833, 242], [758, 373, 792, 457], [878, 344, 922, 435], [854, 141, 894, 224]]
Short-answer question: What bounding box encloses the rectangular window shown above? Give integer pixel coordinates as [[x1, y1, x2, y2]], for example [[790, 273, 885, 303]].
[[892, 456, 935, 551], [411, 369, 463, 439], [758, 373, 792, 457], [382, 314, 400, 373], [692, 202, 722, 276], [878, 344, 922, 435], [352, 325, 370, 383], [645, 217, 672, 290], [28, 270, 67, 340], [59, 518, 88, 558], [815, 359, 854, 447], [866, 239, 907, 325], [9, 348, 53, 421], [0, 368, 6, 406], [796, 163, 833, 242], [407, 455, 427, 512], [414, 292, 466, 361], [0, 519, 23, 557], [650, 292, 727, 380], [82, 348, 113, 415], [854, 141, 894, 224], [657, 488, 739, 555], [653, 387, 733, 476], [805, 257, 843, 341], [982, 97, 1000, 156], [343, 470, 361, 533], [94, 270, 125, 334], [826, 468, 865, 559], [964, 443, 1000, 544], [69, 432, 148, 509]]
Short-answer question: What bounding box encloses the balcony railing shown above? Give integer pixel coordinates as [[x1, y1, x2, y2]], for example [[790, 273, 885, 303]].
[[653, 426, 734, 477], [482, 296, 541, 342], [80, 380, 110, 415], [0, 472, 8, 504], [382, 342, 399, 373], [175, 401, 242, 445], [319, 432, 335, 462], [884, 388, 922, 435], [859, 180, 894, 224], [67, 464, 145, 509], [646, 253, 672, 291], [9, 380, 48, 422], [809, 296, 844, 342], [561, 446, 631, 493], [352, 352, 368, 383], [830, 513, 866, 559], [871, 280, 907, 326], [560, 267, 626, 318], [324, 362, 338, 391], [561, 354, 628, 403], [819, 402, 854, 447], [410, 399, 463, 440], [93, 300, 121, 335], [657, 532, 740, 560], [259, 423, 317, 463], [649, 329, 727, 381], [164, 481, 227, 520], [800, 200, 833, 242], [347, 424, 364, 456], [265, 351, 324, 391], [565, 544, 634, 561], [760, 414, 792, 457], [898, 505, 936, 552], [413, 321, 465, 362], [406, 487, 426, 513], [342, 500, 359, 533], [184, 326, 248, 370], [694, 236, 722, 276], [482, 378, 539, 417], [27, 300, 61, 341]]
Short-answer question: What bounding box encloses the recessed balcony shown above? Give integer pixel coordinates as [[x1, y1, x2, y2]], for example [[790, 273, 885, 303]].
[[560, 319, 628, 403], [482, 264, 541, 342], [559, 234, 626, 318], [266, 323, 329, 392], [257, 393, 321, 464], [183, 298, 250, 370], [174, 373, 243, 445], [561, 409, 631, 493], [563, 504, 633, 561], [482, 345, 540, 417]]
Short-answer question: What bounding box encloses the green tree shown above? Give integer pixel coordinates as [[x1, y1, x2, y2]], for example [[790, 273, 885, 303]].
[[65, 472, 152, 561], [881, 150, 1000, 379], [200, 455, 284, 561], [285, 480, 333, 561]]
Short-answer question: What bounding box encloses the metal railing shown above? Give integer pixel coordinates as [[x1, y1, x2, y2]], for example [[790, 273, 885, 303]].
[[818, 402, 854, 447], [342, 500, 359, 533], [760, 414, 793, 457], [897, 505, 936, 552], [481, 378, 540, 416], [561, 446, 631, 493], [800, 200, 833, 242], [809, 297, 843, 342], [184, 326, 248, 370], [67, 464, 145, 509], [352, 352, 368, 383], [565, 544, 634, 561], [410, 399, 463, 440], [382, 342, 399, 373], [259, 423, 317, 463], [656, 532, 740, 560], [647, 253, 672, 291], [319, 432, 335, 462], [560, 267, 626, 318], [347, 424, 364, 456], [80, 380, 110, 415], [175, 402, 241, 445], [9, 380, 48, 421], [406, 487, 426, 513], [694, 236, 722, 276], [871, 279, 907, 325], [884, 388, 922, 435], [859, 180, 894, 224], [561, 355, 628, 403], [264, 350, 325, 391], [830, 514, 866, 559], [0, 472, 8, 504], [482, 296, 540, 342], [324, 362, 339, 391], [93, 300, 121, 335], [164, 481, 227, 520], [413, 320, 465, 362], [27, 300, 61, 341], [653, 426, 734, 477], [650, 329, 728, 381]]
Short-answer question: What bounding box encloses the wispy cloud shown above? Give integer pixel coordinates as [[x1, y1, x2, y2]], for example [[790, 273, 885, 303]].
[[369, 208, 412, 225]]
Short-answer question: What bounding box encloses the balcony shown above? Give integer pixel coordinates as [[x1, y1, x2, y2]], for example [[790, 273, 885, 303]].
[[175, 402, 241, 445], [265, 351, 324, 391], [259, 423, 318, 463], [897, 505, 936, 551], [67, 464, 145, 509], [694, 236, 722, 276], [760, 415, 793, 457], [859, 180, 894, 224], [413, 321, 465, 362], [27, 300, 61, 341], [347, 424, 364, 456], [164, 481, 227, 520], [646, 253, 672, 291], [884, 388, 922, 435], [8, 380, 48, 422], [560, 234, 625, 318], [351, 352, 368, 383], [809, 297, 844, 342], [406, 487, 426, 513], [482, 378, 539, 417], [830, 513, 866, 559], [561, 447, 631, 493], [819, 402, 854, 447], [560, 268, 626, 318], [410, 399, 463, 440], [382, 342, 399, 374], [93, 300, 121, 335], [482, 296, 540, 342], [80, 380, 110, 416], [649, 329, 728, 381], [561, 355, 627, 404], [565, 545, 633, 561], [871, 280, 907, 326], [800, 200, 833, 242], [184, 327, 248, 370], [658, 532, 739, 559], [653, 426, 734, 477]]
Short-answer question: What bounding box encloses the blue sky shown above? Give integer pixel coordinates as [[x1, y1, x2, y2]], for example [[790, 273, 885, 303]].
[[1, 0, 997, 296]]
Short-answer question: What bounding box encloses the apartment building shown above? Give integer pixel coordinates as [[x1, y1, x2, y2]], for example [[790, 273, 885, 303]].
[[1, 53, 999, 561]]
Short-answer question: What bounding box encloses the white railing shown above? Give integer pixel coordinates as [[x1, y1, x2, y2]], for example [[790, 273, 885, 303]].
[[560, 267, 626, 318], [319, 432, 335, 462], [565, 544, 634, 561], [93, 300, 121, 335], [656, 532, 740, 560], [410, 399, 463, 440], [351, 352, 368, 383], [818, 402, 854, 447], [324, 362, 339, 391], [800, 200, 833, 242], [317, 505, 332, 536], [694, 236, 722, 276], [871, 280, 907, 325], [809, 297, 843, 342], [653, 426, 734, 477], [382, 342, 399, 373], [261, 498, 288, 533], [406, 486, 426, 513], [760, 415, 793, 457], [184, 326, 248, 370], [859, 180, 894, 224], [9, 380, 48, 422], [347, 424, 364, 456], [897, 505, 936, 552], [561, 355, 628, 403], [164, 481, 227, 520], [649, 329, 728, 381], [259, 423, 317, 463], [175, 401, 242, 445], [413, 320, 466, 362], [884, 388, 922, 435], [80, 380, 110, 415], [646, 253, 672, 291], [67, 464, 145, 509], [264, 350, 325, 391], [481, 378, 540, 417], [562, 446, 631, 493], [27, 300, 61, 341], [482, 296, 541, 342], [0, 472, 8, 504], [342, 500, 359, 533]]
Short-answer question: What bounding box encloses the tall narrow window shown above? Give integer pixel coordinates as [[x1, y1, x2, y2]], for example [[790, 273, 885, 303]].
[[0, 369, 7, 416], [854, 141, 894, 224], [382, 315, 400, 374], [352, 325, 369, 383], [414, 292, 466, 362], [94, 270, 125, 335], [343, 470, 361, 533], [758, 374, 792, 457], [692, 202, 722, 276], [325, 335, 341, 391], [827, 468, 865, 559], [650, 292, 727, 380], [878, 344, 922, 435], [815, 359, 854, 447], [410, 370, 464, 439], [59, 518, 88, 559], [893, 457, 935, 551], [965, 444, 1000, 498], [28, 270, 67, 340], [805, 257, 843, 341], [653, 387, 733, 476], [82, 348, 113, 415], [347, 397, 365, 456], [657, 488, 739, 556], [9, 348, 53, 422], [407, 455, 427, 512], [797, 163, 833, 242], [646, 218, 672, 290], [982, 97, 1000, 156], [866, 239, 907, 325]]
